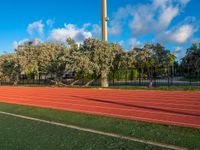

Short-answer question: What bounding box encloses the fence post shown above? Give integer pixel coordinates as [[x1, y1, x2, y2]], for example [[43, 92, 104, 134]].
[[189, 65, 192, 86], [198, 70, 200, 86], [33, 74, 35, 84], [153, 67, 156, 87], [39, 73, 41, 85], [170, 65, 173, 86], [139, 68, 141, 86], [126, 69, 128, 85], [167, 65, 170, 87], [112, 70, 115, 86]]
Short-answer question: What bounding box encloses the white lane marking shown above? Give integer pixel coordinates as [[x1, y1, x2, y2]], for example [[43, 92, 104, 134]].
[[0, 95, 199, 118], [1, 101, 200, 128], [0, 111, 188, 150]]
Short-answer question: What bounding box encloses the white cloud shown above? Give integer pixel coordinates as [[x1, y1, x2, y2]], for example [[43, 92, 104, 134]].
[[46, 19, 55, 28], [159, 7, 179, 28], [109, 0, 191, 37], [27, 20, 44, 35], [153, 0, 190, 8], [48, 24, 92, 43], [82, 23, 91, 29], [129, 38, 142, 49], [129, 5, 155, 36], [118, 40, 125, 46], [192, 38, 200, 44], [174, 46, 183, 53], [13, 39, 29, 49], [109, 5, 133, 35], [152, 0, 169, 9], [158, 24, 195, 44], [91, 24, 101, 36], [170, 25, 194, 44], [108, 0, 198, 45], [13, 38, 41, 49], [179, 0, 190, 5], [173, 46, 187, 60], [129, 1, 182, 36]]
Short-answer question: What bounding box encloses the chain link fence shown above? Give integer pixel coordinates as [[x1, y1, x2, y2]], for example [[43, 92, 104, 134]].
[[0, 65, 200, 86]]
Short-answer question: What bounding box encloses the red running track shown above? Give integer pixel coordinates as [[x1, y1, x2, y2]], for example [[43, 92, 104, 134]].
[[0, 87, 199, 128]]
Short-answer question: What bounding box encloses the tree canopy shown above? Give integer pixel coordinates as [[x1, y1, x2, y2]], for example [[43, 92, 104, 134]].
[[0, 38, 185, 87]]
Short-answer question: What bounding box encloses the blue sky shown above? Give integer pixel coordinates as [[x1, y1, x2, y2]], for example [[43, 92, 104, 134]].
[[0, 0, 200, 60]]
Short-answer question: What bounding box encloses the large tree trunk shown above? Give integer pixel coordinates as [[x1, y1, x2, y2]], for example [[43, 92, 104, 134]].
[[101, 70, 109, 87], [51, 79, 67, 87], [148, 80, 153, 88], [55, 81, 67, 86], [13, 81, 18, 86], [70, 79, 80, 86], [148, 67, 153, 88], [85, 74, 101, 87], [13, 76, 19, 86], [85, 79, 96, 87]]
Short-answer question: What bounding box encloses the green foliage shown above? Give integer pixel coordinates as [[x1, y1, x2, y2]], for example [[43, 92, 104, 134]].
[[81, 39, 123, 87], [0, 39, 179, 86], [181, 43, 200, 74], [0, 53, 21, 83], [45, 43, 70, 81], [82, 39, 120, 73], [67, 38, 96, 79]]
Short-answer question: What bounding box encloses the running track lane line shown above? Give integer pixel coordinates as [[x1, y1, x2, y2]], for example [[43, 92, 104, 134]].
[[0, 111, 188, 150], [0, 92, 199, 111], [1, 101, 200, 128], [1, 95, 200, 128], [1, 95, 199, 117], [0, 87, 199, 128]]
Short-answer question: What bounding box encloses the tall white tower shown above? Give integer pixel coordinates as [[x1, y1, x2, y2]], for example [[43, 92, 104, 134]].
[[102, 0, 108, 42]]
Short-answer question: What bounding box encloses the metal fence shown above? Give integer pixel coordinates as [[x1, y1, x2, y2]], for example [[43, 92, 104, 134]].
[[0, 66, 200, 86], [106, 66, 200, 86]]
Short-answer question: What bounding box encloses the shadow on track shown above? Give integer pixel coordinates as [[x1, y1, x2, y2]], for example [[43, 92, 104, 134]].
[[71, 96, 200, 117]]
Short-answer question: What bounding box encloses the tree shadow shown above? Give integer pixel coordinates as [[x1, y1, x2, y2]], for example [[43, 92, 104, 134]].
[[71, 95, 200, 117]]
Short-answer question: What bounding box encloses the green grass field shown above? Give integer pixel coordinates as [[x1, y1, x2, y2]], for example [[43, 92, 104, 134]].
[[0, 102, 199, 150], [1, 114, 162, 150]]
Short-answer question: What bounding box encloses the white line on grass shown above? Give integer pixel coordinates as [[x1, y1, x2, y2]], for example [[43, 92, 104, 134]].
[[0, 111, 188, 150], [1, 99, 199, 129]]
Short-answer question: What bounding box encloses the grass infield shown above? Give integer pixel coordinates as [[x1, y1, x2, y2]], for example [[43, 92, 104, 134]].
[[0, 102, 199, 150], [1, 114, 164, 150]]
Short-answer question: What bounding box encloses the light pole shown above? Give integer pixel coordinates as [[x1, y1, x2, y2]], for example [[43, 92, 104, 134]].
[[101, 0, 109, 88], [102, 0, 108, 42]]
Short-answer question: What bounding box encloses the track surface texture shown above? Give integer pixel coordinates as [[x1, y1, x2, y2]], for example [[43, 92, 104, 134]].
[[0, 87, 199, 128]]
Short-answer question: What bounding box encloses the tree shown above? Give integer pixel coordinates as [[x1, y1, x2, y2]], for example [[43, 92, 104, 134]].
[[16, 45, 40, 80], [0, 53, 21, 85], [44, 43, 70, 85], [82, 38, 120, 87], [132, 44, 154, 86], [66, 38, 96, 86], [153, 44, 170, 67], [0, 39, 179, 87], [181, 43, 200, 78], [109, 43, 125, 83]]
